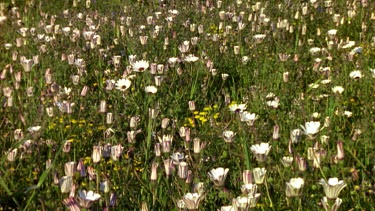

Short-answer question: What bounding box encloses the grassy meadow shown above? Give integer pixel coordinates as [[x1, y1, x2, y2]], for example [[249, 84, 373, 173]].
[[1, 0, 375, 210]]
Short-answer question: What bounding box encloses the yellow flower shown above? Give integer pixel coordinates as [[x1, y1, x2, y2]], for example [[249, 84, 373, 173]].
[[84, 157, 91, 164], [199, 117, 208, 123], [203, 106, 212, 111], [97, 126, 106, 130], [199, 111, 208, 116]]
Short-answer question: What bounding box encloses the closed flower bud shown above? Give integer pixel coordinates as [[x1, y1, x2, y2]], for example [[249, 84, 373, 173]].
[[151, 162, 158, 181], [193, 138, 202, 154], [272, 125, 280, 140], [188, 101, 196, 111], [164, 159, 174, 176], [336, 141, 344, 160], [161, 118, 170, 129], [99, 100, 107, 113], [178, 162, 188, 179], [154, 143, 161, 157], [77, 159, 87, 177], [64, 161, 76, 177], [92, 146, 102, 164], [296, 156, 307, 172], [243, 170, 253, 185]]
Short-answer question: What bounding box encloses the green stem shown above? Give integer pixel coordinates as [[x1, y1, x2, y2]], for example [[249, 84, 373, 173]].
[[146, 113, 153, 162], [264, 178, 275, 211], [190, 65, 199, 100], [241, 136, 250, 170]]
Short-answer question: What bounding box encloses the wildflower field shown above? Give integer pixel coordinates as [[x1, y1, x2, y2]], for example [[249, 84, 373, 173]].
[[1, 0, 375, 210]]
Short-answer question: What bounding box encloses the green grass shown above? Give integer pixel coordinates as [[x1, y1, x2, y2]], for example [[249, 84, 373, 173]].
[[1, 0, 375, 210]]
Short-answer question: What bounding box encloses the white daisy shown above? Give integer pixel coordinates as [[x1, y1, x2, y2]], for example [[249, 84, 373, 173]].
[[332, 86, 344, 94], [132, 60, 149, 72], [349, 70, 363, 79], [184, 54, 199, 62], [115, 78, 131, 91], [145, 85, 157, 94]]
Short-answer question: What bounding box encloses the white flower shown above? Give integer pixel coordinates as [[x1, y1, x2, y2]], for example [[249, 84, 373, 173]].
[[240, 111, 258, 126], [170, 152, 185, 165], [370, 69, 375, 78], [300, 121, 321, 138], [253, 167, 267, 184], [158, 134, 173, 143], [321, 197, 343, 211], [222, 130, 236, 143], [286, 177, 304, 197], [183, 192, 203, 210], [332, 86, 344, 94], [4, 43, 12, 49], [266, 97, 280, 108], [28, 126, 41, 133], [290, 129, 303, 143], [341, 41, 355, 49], [309, 47, 321, 54], [208, 167, 230, 187], [61, 87, 72, 95], [253, 34, 266, 42], [132, 60, 149, 72], [145, 85, 157, 94], [251, 142, 271, 154], [281, 156, 294, 167], [349, 70, 363, 79], [319, 178, 347, 199], [184, 54, 199, 62], [221, 205, 235, 211], [233, 194, 261, 209], [327, 29, 337, 37], [241, 183, 257, 196], [251, 142, 271, 162], [115, 78, 131, 91], [229, 103, 247, 113], [311, 112, 321, 118], [168, 57, 179, 66], [242, 56, 250, 64], [320, 79, 331, 84], [344, 111, 352, 117], [351, 46, 363, 54], [78, 190, 101, 208]]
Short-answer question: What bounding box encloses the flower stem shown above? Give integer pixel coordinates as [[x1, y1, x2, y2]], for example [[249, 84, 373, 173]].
[[264, 177, 275, 211], [241, 136, 251, 170]]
